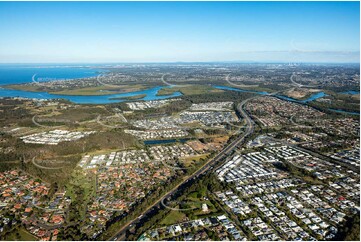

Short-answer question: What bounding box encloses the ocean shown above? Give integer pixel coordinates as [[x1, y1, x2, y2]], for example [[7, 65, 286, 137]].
[[0, 64, 101, 85], [0, 64, 183, 104]]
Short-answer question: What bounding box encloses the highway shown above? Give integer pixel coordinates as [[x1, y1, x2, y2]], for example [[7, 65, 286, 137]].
[[290, 72, 318, 88], [108, 74, 335, 240], [109, 85, 357, 240], [106, 73, 357, 240], [110, 96, 256, 241]]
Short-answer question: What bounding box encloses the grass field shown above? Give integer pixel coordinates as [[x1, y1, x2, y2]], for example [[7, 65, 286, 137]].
[[157, 85, 224, 96], [181, 154, 209, 167], [52, 84, 147, 95], [110, 94, 146, 100], [160, 209, 187, 225], [4, 228, 37, 241], [65, 169, 95, 219], [50, 106, 109, 122], [6, 84, 147, 96], [185, 192, 218, 216], [5, 84, 42, 92]]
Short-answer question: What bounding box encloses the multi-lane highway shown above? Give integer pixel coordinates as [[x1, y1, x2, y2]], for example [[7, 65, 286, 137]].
[[109, 77, 326, 241], [290, 72, 318, 88], [110, 96, 256, 241]]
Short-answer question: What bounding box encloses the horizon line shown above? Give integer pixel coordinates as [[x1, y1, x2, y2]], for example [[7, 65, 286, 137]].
[[0, 61, 360, 65]]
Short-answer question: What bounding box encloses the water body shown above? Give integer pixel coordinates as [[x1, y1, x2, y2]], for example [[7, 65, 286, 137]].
[[0, 86, 182, 104], [144, 138, 191, 145], [212, 85, 327, 103], [212, 85, 360, 115], [0, 66, 357, 113], [275, 92, 327, 104], [0, 64, 101, 85], [0, 65, 182, 104], [329, 109, 360, 116], [213, 85, 269, 95]]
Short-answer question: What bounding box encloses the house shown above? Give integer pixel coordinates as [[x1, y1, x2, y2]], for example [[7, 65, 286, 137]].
[[149, 230, 158, 238], [202, 203, 209, 212], [173, 225, 182, 233], [166, 226, 174, 235]]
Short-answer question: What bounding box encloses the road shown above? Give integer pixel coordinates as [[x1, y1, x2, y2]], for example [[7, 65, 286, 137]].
[[290, 72, 318, 88], [225, 73, 259, 88], [110, 96, 256, 241], [161, 74, 190, 87]]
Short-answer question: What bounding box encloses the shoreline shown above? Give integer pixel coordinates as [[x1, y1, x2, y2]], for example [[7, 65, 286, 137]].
[[3, 83, 150, 96]]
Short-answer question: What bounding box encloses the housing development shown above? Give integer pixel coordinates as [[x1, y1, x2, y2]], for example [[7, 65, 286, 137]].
[[1, 0, 360, 240], [0, 62, 359, 242]]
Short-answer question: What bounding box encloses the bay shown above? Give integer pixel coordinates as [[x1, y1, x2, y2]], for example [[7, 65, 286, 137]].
[[0, 64, 101, 85]]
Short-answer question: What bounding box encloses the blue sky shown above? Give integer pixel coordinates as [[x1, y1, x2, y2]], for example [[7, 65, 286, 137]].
[[0, 1, 359, 63]]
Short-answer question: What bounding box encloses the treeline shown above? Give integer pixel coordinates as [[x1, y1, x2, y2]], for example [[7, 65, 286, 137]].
[[123, 173, 229, 241], [323, 85, 359, 93], [334, 212, 360, 241], [0, 104, 31, 127], [309, 96, 360, 114], [100, 162, 220, 240], [98, 170, 186, 240], [57, 170, 96, 241]]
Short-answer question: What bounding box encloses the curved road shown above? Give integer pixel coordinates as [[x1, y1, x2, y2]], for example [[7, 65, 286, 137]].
[[161, 74, 190, 87], [290, 72, 318, 88], [225, 73, 260, 88], [108, 74, 353, 239], [109, 96, 256, 241]]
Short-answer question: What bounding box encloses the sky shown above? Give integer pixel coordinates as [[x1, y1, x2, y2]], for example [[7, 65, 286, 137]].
[[0, 1, 359, 63]]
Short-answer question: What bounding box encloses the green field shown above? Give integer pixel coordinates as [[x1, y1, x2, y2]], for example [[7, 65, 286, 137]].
[[109, 94, 146, 100], [53, 84, 147, 95], [157, 85, 224, 96], [159, 209, 187, 225], [5, 84, 147, 96], [65, 169, 96, 220], [4, 228, 37, 241]]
